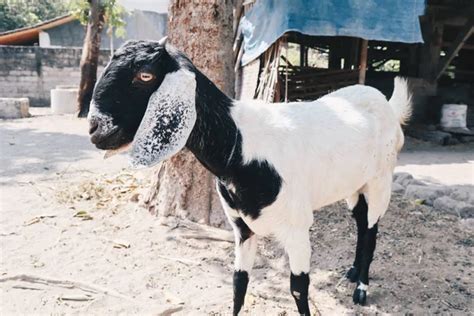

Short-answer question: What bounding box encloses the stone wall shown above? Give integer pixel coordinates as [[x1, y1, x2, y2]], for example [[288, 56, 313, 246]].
[[42, 11, 167, 49], [0, 46, 110, 106]]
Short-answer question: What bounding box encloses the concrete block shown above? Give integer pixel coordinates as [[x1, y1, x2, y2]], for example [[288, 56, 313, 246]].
[[0, 98, 30, 119], [50, 87, 78, 114]]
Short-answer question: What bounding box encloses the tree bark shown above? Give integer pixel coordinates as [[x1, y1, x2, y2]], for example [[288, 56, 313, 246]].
[[77, 0, 105, 118], [144, 0, 234, 227]]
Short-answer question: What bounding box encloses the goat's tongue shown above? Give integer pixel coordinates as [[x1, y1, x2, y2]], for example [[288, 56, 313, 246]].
[[104, 143, 131, 159]]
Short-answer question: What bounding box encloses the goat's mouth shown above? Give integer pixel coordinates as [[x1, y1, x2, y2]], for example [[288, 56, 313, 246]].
[[90, 127, 133, 150]]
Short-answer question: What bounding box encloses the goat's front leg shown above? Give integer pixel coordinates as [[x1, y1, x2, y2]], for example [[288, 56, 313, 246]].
[[231, 218, 257, 315], [281, 229, 312, 316]]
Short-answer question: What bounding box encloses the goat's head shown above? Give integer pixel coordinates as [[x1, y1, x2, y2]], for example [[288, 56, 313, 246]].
[[88, 38, 197, 168]]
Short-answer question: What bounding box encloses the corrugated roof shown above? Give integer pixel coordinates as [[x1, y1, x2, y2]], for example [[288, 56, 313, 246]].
[[0, 15, 76, 45]]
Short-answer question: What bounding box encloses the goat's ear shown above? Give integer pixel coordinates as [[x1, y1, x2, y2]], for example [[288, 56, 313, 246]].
[[158, 36, 168, 46], [129, 69, 197, 168]]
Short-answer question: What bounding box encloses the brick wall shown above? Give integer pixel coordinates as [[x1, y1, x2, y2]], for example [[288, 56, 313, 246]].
[[0, 46, 110, 106]]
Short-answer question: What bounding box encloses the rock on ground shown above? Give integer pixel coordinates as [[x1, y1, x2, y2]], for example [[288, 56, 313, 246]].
[[0, 98, 30, 119]]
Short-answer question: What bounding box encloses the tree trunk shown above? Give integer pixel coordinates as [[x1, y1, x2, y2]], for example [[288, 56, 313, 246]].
[[144, 0, 234, 227], [77, 0, 105, 118]]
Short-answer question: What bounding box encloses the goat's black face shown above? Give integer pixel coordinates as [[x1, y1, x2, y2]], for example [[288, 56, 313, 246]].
[[88, 39, 179, 150]]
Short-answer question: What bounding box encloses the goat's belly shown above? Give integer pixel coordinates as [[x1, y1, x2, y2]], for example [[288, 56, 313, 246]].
[[240, 157, 378, 236], [238, 170, 369, 236], [310, 170, 370, 210], [300, 152, 374, 209]]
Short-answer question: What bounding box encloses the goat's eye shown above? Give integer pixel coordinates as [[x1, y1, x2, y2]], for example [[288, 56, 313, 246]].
[[137, 72, 155, 82]]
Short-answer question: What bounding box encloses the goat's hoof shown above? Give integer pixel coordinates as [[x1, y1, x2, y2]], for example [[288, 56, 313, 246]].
[[352, 287, 367, 305], [346, 266, 359, 283]]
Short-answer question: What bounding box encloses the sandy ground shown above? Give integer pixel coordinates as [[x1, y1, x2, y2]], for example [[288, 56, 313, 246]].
[[1, 109, 473, 315]]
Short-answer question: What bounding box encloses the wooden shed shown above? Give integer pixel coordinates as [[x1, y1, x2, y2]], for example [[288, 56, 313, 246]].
[[235, 0, 474, 126]]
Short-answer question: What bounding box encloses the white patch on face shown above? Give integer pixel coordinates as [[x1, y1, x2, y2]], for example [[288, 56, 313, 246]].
[[87, 99, 116, 135], [87, 59, 116, 132], [130, 69, 197, 168]]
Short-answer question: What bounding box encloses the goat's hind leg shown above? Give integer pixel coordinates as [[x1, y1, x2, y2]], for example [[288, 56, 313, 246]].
[[347, 193, 378, 305], [346, 194, 368, 283], [351, 176, 391, 305]]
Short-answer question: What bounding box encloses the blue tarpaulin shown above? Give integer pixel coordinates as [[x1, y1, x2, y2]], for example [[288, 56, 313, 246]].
[[240, 0, 425, 65]]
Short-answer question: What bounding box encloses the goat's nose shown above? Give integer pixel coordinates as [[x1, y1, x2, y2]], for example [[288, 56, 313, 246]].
[[89, 118, 99, 135]]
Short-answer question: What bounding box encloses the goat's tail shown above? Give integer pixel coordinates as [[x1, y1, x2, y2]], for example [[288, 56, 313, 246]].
[[389, 77, 412, 125]]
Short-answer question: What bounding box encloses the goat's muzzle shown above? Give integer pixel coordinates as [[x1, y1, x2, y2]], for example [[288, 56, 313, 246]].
[[88, 118, 123, 150]]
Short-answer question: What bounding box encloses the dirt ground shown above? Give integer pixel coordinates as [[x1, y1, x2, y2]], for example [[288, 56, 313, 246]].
[[1, 109, 473, 315]]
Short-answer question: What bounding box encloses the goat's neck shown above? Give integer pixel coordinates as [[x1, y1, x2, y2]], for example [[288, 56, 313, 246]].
[[185, 70, 241, 179]]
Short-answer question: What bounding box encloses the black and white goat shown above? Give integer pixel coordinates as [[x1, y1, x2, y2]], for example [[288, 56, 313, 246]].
[[88, 38, 411, 315]]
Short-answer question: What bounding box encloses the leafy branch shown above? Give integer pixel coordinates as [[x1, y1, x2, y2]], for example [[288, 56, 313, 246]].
[[69, 0, 127, 38]]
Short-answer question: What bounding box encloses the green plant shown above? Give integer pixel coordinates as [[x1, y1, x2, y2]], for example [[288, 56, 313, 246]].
[[0, 0, 69, 32], [69, 0, 127, 38]]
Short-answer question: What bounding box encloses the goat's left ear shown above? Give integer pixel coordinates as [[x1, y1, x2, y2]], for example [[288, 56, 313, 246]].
[[129, 69, 197, 168]]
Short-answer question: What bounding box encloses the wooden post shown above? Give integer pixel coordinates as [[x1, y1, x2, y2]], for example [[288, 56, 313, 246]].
[[299, 45, 308, 67], [435, 16, 474, 80], [77, 0, 105, 117], [351, 38, 360, 70], [359, 39, 368, 84], [329, 39, 341, 69], [419, 16, 443, 81]]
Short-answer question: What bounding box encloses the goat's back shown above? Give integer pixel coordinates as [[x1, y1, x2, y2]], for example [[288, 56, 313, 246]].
[[231, 84, 402, 213]]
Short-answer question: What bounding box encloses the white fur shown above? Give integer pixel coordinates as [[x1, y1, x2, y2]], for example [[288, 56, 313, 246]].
[[88, 100, 115, 135], [234, 235, 258, 272], [389, 77, 412, 126], [357, 282, 368, 291], [88, 61, 116, 135], [227, 81, 410, 273], [130, 69, 197, 168], [217, 183, 258, 272]]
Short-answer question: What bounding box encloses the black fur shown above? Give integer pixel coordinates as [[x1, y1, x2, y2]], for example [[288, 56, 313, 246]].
[[233, 217, 253, 244], [216, 162, 282, 219], [182, 50, 282, 220], [358, 224, 378, 285], [348, 194, 379, 305], [353, 286, 367, 306], [347, 194, 368, 282], [290, 272, 310, 315], [346, 265, 359, 283], [233, 270, 249, 315], [91, 41, 180, 149]]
